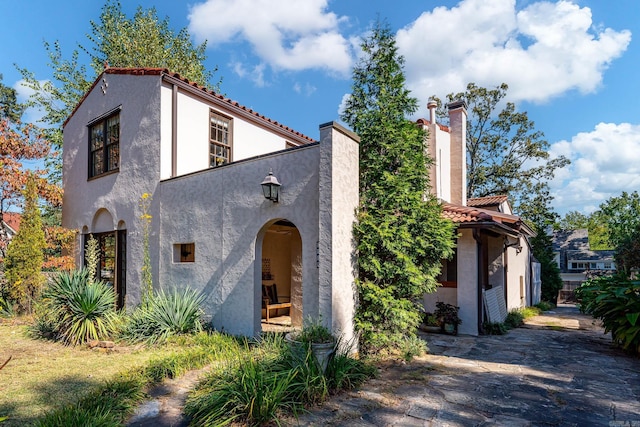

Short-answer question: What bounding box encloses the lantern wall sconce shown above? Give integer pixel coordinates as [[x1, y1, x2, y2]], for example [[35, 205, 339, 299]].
[[261, 169, 281, 202]]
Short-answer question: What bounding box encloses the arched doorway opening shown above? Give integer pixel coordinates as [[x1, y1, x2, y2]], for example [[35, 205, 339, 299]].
[[260, 220, 302, 332]]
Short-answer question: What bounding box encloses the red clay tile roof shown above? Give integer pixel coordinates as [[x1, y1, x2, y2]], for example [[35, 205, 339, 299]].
[[467, 195, 509, 208], [442, 203, 534, 236], [65, 68, 316, 144], [1, 212, 21, 232], [416, 118, 450, 132]]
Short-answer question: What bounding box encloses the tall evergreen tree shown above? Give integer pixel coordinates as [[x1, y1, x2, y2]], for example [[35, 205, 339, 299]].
[[5, 175, 47, 313], [342, 21, 455, 356]]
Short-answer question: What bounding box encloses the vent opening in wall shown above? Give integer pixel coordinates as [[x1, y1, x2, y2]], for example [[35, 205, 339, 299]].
[[174, 243, 195, 263]]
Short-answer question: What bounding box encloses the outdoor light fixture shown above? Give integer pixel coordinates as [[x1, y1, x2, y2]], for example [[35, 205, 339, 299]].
[[261, 169, 281, 202]]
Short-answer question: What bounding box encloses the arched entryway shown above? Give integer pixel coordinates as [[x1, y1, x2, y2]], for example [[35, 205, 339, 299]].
[[259, 220, 303, 331]]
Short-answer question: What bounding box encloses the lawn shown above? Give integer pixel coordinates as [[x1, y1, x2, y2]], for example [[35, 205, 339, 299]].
[[0, 319, 183, 426]]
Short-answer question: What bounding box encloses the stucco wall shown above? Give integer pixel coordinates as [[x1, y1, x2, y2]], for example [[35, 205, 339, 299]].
[[159, 83, 293, 179], [318, 122, 359, 345], [456, 229, 479, 335], [157, 144, 321, 337], [506, 241, 532, 309], [62, 73, 164, 304]]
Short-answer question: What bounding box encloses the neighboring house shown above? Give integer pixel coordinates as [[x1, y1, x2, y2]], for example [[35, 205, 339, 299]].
[[419, 101, 540, 335], [0, 212, 21, 259], [552, 229, 615, 301], [62, 68, 359, 341]]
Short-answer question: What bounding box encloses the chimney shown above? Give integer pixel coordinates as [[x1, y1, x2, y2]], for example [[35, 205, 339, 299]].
[[448, 100, 467, 206], [427, 99, 437, 124]]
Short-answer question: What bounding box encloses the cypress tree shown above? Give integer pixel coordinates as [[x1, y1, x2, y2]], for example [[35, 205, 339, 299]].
[[5, 175, 46, 313], [342, 21, 455, 356]]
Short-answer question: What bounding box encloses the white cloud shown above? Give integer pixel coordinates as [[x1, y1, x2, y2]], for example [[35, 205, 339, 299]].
[[395, 0, 631, 111], [13, 79, 48, 125], [549, 122, 640, 214], [293, 82, 317, 96], [188, 0, 353, 75]]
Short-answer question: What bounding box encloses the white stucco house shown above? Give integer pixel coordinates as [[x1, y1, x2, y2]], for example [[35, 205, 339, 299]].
[[419, 101, 540, 335], [62, 68, 359, 341]]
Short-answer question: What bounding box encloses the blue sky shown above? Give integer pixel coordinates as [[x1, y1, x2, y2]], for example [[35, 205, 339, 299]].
[[2, 0, 639, 216]]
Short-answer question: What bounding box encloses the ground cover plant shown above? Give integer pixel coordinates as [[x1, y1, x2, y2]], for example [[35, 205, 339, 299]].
[[483, 307, 542, 335]]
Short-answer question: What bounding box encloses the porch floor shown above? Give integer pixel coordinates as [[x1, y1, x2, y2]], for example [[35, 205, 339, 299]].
[[261, 315, 295, 333]]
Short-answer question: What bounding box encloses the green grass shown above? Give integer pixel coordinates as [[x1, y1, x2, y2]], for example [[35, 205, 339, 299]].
[[0, 321, 242, 427]]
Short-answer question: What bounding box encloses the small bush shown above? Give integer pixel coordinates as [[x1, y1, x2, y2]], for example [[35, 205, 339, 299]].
[[504, 310, 525, 329], [120, 287, 204, 344], [576, 276, 640, 353], [535, 301, 555, 311], [483, 321, 507, 335], [40, 269, 118, 345]]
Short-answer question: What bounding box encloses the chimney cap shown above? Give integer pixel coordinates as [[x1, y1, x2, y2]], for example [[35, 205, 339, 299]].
[[427, 99, 438, 109], [447, 100, 467, 111]]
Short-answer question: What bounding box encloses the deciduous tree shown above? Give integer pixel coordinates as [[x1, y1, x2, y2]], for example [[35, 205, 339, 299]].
[[433, 83, 569, 217], [342, 21, 455, 356]]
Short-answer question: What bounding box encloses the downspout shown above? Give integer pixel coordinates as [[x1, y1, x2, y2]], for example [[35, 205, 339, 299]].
[[473, 228, 484, 334]]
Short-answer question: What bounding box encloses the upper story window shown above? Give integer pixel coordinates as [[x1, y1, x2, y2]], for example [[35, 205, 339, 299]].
[[210, 110, 232, 167], [89, 113, 120, 178]]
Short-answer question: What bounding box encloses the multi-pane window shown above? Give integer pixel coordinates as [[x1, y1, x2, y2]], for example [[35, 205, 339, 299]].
[[210, 111, 232, 167], [89, 114, 120, 178]]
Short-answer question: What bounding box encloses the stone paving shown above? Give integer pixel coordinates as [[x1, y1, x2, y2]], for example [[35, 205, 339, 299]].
[[286, 305, 640, 426], [127, 305, 640, 426]]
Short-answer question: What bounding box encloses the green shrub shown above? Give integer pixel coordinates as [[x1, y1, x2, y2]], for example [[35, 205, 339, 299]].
[[521, 306, 541, 318], [483, 322, 507, 335], [40, 269, 118, 345], [534, 301, 555, 311], [504, 310, 525, 328], [576, 275, 640, 353], [120, 287, 204, 344]]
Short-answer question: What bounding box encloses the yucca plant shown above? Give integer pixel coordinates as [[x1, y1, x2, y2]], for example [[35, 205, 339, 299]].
[[121, 287, 204, 344], [42, 269, 118, 345]]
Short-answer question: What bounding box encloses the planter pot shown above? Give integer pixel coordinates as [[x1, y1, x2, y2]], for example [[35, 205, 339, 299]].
[[285, 333, 335, 373], [420, 324, 442, 333], [443, 323, 457, 335]]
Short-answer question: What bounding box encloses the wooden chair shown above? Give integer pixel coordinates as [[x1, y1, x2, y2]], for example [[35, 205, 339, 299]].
[[262, 284, 291, 322]]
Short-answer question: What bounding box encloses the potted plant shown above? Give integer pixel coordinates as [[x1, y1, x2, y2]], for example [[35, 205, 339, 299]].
[[420, 312, 442, 333], [435, 302, 461, 335], [285, 318, 336, 373]]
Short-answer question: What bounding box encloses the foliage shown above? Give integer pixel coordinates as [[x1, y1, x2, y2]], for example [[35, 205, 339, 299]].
[[139, 193, 153, 305], [483, 321, 508, 335], [0, 74, 24, 122], [576, 275, 640, 354], [341, 20, 455, 356], [434, 302, 461, 325], [530, 223, 563, 303], [85, 1, 215, 89], [556, 210, 610, 250], [291, 317, 334, 344], [614, 222, 640, 275], [423, 313, 440, 327], [434, 83, 569, 216], [40, 268, 118, 345], [534, 301, 555, 311], [120, 287, 204, 344], [4, 175, 47, 313], [34, 331, 241, 427], [18, 0, 217, 142], [504, 310, 525, 328], [185, 334, 374, 426], [598, 191, 640, 249]]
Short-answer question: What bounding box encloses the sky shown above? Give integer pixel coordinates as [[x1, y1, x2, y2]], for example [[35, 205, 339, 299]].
[[1, 0, 639, 216]]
